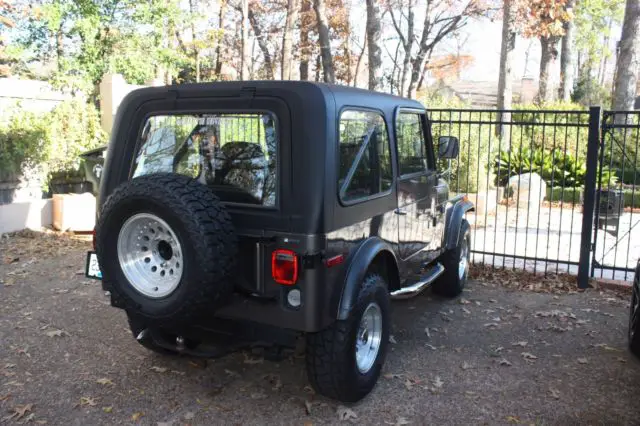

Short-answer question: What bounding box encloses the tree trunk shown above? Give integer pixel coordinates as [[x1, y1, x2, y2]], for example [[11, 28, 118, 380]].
[[365, 0, 382, 91], [314, 54, 321, 81], [56, 25, 64, 72], [313, 0, 335, 83], [559, 0, 575, 101], [240, 0, 249, 80], [613, 0, 640, 111], [214, 0, 227, 79], [497, 0, 515, 111], [299, 0, 311, 80], [248, 10, 275, 79], [353, 32, 367, 87], [282, 0, 298, 80], [538, 36, 561, 103], [497, 0, 515, 137]]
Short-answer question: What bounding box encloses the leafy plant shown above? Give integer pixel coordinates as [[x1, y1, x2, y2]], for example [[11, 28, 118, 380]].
[[494, 147, 617, 189]]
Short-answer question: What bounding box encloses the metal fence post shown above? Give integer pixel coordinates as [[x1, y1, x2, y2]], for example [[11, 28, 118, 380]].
[[577, 106, 601, 288]]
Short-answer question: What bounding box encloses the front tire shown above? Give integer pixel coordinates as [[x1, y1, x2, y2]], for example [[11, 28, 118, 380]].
[[628, 261, 640, 356], [433, 219, 470, 298], [305, 274, 390, 403]]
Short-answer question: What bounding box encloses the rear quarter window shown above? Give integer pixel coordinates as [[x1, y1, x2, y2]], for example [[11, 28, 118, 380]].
[[133, 113, 278, 206]]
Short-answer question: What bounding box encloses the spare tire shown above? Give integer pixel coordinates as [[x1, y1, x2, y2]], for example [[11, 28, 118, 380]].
[[96, 173, 237, 324]]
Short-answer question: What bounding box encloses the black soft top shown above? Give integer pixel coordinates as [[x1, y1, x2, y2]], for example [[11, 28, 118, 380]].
[[101, 80, 425, 235]]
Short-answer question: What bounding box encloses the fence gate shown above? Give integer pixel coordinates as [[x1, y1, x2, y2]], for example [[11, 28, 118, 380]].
[[428, 107, 639, 287], [591, 111, 640, 281]]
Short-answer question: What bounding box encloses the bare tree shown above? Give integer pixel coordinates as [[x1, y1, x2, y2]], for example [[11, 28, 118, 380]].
[[313, 0, 335, 83], [497, 0, 516, 137], [299, 0, 312, 80], [388, 0, 414, 95], [282, 0, 298, 80], [240, 0, 249, 80], [389, 0, 488, 98], [613, 0, 640, 111], [248, 9, 275, 79], [365, 0, 382, 90], [559, 0, 575, 101], [214, 0, 228, 79], [538, 36, 561, 102]]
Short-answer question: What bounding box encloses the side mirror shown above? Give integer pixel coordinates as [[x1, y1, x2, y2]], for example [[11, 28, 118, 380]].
[[438, 136, 459, 159]]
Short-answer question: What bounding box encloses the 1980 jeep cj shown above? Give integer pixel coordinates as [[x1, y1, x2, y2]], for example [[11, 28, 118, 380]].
[[87, 81, 473, 403]]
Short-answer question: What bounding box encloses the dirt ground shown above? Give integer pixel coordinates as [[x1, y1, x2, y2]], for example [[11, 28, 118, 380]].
[[1, 231, 640, 425]]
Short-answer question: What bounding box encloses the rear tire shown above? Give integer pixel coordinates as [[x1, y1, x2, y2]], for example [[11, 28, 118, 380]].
[[433, 219, 470, 298], [305, 273, 390, 403]]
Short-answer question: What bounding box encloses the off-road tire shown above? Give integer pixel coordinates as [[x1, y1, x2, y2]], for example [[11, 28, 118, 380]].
[[96, 173, 237, 324], [433, 219, 470, 298], [305, 273, 390, 403], [628, 260, 640, 356]]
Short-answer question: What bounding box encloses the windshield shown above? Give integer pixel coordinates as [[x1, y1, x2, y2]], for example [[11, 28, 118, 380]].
[[132, 113, 278, 206]]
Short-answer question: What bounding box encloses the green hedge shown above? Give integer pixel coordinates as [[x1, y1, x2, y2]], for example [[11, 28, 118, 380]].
[[543, 186, 640, 208]]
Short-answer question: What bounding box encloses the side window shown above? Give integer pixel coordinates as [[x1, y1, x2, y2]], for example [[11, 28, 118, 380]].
[[396, 112, 429, 176], [338, 110, 392, 203]]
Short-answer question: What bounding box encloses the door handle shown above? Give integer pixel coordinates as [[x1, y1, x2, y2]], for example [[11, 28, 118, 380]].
[[394, 208, 408, 216]]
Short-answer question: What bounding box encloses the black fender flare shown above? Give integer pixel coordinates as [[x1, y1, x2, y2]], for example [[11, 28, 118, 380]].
[[336, 237, 398, 321], [444, 195, 474, 250]]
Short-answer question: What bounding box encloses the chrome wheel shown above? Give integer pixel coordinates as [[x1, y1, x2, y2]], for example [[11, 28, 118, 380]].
[[355, 302, 383, 374], [117, 213, 183, 298], [458, 236, 469, 280]]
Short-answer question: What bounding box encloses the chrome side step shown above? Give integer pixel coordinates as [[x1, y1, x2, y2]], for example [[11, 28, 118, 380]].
[[390, 263, 445, 300]]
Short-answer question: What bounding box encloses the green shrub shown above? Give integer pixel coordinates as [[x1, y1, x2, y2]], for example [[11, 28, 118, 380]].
[[623, 190, 640, 209], [546, 187, 582, 203], [0, 99, 107, 186], [494, 147, 617, 189]]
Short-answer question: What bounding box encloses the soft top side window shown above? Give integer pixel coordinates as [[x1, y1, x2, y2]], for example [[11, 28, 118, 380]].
[[396, 111, 429, 176], [338, 110, 393, 203], [133, 112, 278, 207]]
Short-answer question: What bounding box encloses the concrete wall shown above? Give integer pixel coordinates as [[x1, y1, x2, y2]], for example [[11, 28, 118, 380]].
[[99, 74, 163, 133], [0, 199, 52, 234], [0, 78, 72, 118]]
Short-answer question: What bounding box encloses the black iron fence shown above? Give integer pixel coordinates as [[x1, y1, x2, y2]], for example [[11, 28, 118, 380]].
[[428, 107, 639, 285]]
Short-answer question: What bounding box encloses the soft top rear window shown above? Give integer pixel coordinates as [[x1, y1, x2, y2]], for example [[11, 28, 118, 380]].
[[132, 113, 278, 207]]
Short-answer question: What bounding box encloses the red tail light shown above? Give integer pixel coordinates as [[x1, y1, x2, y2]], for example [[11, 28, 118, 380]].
[[92, 228, 97, 251], [271, 249, 298, 285]]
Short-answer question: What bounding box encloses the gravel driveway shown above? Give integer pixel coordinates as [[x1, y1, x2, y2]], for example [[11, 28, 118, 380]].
[[1, 231, 640, 425]]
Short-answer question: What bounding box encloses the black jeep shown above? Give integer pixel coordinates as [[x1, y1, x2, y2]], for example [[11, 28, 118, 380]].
[[87, 81, 473, 403]]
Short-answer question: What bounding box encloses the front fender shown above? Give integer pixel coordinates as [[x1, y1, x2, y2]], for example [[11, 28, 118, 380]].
[[444, 196, 474, 250], [336, 237, 397, 320]]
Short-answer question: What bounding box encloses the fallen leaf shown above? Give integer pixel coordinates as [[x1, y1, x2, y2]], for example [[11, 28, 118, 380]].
[[394, 417, 411, 425], [131, 412, 144, 421], [461, 362, 472, 370], [489, 299, 498, 303], [304, 400, 314, 415], [484, 323, 499, 328], [79, 397, 97, 407], [505, 415, 520, 423], [616, 357, 627, 363], [549, 388, 560, 399], [0, 394, 10, 401], [459, 298, 470, 305], [577, 357, 588, 364], [389, 335, 397, 344], [491, 317, 502, 322], [102, 406, 112, 413], [425, 344, 437, 351], [462, 307, 471, 315], [593, 343, 619, 352], [432, 376, 444, 389], [243, 354, 264, 365], [512, 341, 528, 347], [424, 328, 431, 339], [336, 405, 358, 421], [521, 352, 538, 360], [383, 373, 402, 379], [499, 358, 512, 366], [184, 412, 195, 420], [7, 403, 32, 421], [263, 373, 282, 391], [45, 329, 65, 338], [96, 378, 114, 386], [224, 369, 240, 377], [150, 366, 167, 373]]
